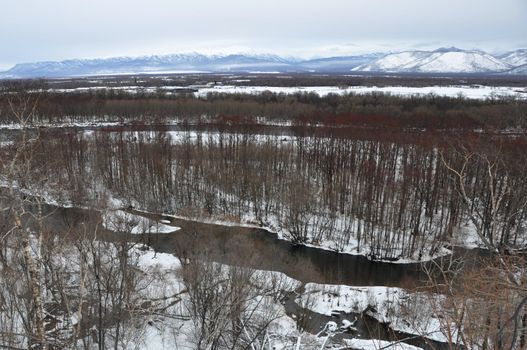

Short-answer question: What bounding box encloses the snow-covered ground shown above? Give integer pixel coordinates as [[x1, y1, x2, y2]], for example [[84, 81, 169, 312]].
[[131, 246, 431, 350], [46, 84, 527, 100], [129, 245, 305, 350], [103, 209, 181, 234], [344, 338, 423, 350], [0, 120, 125, 130], [194, 84, 527, 100], [299, 283, 456, 344]]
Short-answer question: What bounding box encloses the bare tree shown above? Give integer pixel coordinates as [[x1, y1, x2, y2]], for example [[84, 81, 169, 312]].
[[180, 257, 290, 350], [428, 143, 527, 349]]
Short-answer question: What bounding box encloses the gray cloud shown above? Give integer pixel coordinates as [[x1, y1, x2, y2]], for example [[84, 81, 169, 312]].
[[1, 0, 526, 69]]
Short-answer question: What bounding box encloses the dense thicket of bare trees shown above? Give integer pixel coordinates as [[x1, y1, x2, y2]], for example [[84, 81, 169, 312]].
[[12, 125, 526, 262], [0, 88, 173, 349], [1, 87, 527, 129]]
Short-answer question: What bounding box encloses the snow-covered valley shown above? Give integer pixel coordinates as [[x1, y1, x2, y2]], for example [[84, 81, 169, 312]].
[[0, 83, 525, 349]]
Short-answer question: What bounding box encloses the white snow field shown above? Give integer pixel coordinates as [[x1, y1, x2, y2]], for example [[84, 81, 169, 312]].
[[194, 84, 526, 100], [46, 84, 527, 100]]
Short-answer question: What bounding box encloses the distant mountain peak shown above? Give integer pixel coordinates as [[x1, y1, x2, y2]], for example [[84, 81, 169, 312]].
[[498, 49, 527, 67], [433, 47, 465, 53], [353, 48, 514, 74]]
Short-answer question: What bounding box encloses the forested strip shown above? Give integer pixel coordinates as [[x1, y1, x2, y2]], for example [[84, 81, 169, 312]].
[[1, 89, 527, 129], [8, 127, 525, 260]]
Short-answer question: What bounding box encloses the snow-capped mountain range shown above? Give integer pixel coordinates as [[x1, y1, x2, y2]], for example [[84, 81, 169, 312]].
[[352, 48, 512, 73], [1, 48, 526, 78], [498, 49, 527, 67]]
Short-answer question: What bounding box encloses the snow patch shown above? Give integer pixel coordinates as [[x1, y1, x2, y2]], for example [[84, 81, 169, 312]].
[[344, 338, 423, 350], [103, 210, 181, 234], [299, 283, 455, 343]]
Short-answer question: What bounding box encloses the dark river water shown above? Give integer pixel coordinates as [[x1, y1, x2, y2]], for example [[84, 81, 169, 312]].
[[139, 211, 427, 289]]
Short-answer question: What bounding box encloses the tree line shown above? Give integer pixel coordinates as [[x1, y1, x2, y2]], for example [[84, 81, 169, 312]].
[[1, 84, 527, 129]]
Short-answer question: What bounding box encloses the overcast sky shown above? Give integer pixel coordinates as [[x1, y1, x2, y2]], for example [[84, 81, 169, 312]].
[[1, 0, 526, 70]]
